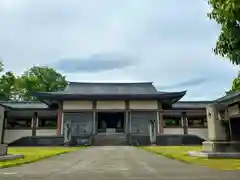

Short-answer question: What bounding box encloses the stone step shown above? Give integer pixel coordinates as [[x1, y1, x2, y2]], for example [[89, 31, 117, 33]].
[[93, 133, 127, 146]]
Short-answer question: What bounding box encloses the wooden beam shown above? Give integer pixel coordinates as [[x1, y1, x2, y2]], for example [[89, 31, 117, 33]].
[[158, 101, 164, 134], [93, 101, 97, 134], [159, 111, 164, 134], [32, 112, 38, 137], [57, 101, 63, 136], [125, 100, 129, 134], [181, 112, 188, 134]]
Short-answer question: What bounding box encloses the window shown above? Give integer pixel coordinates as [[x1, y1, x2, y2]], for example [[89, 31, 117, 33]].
[[6, 118, 32, 129], [38, 117, 57, 129], [164, 118, 181, 128], [188, 119, 206, 128]]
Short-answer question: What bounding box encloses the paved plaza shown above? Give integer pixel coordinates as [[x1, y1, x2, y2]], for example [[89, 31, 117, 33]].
[[0, 146, 239, 180]]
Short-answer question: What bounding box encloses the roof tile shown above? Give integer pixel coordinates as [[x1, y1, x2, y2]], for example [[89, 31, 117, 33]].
[[62, 82, 158, 95]]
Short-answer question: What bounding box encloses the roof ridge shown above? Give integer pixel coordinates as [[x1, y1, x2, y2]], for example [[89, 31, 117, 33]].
[[68, 81, 153, 85], [177, 101, 213, 103]]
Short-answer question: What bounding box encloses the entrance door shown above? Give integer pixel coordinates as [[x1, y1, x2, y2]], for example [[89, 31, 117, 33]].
[[71, 112, 93, 136], [130, 111, 157, 144], [63, 112, 93, 145], [131, 112, 157, 134], [94, 112, 127, 145], [97, 112, 125, 133]]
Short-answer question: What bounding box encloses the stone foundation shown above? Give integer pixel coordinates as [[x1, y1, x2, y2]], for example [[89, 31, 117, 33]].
[[128, 134, 151, 145], [203, 141, 240, 152], [8, 136, 64, 146], [156, 134, 204, 146], [188, 141, 240, 159], [188, 150, 240, 158], [0, 144, 8, 156], [0, 154, 24, 161]]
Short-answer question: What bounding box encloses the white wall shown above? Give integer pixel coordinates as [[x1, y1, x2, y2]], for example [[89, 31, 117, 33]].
[[63, 101, 93, 110], [36, 129, 56, 136], [129, 100, 158, 110], [4, 129, 57, 144], [164, 128, 208, 140], [97, 101, 125, 109], [4, 130, 32, 144], [63, 100, 159, 110]]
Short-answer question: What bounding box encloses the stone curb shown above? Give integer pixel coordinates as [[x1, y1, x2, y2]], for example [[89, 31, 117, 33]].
[[188, 151, 240, 159], [0, 154, 24, 161]]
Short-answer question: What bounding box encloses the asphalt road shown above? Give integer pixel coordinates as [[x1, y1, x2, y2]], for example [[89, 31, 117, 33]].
[[0, 146, 239, 180]]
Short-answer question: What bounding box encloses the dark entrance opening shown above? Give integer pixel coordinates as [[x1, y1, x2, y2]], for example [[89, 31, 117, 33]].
[[230, 118, 240, 141], [97, 112, 125, 133]]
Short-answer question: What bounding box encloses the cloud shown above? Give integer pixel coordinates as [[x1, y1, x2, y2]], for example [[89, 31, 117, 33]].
[[156, 78, 208, 90], [50, 53, 135, 73], [0, 0, 238, 101]]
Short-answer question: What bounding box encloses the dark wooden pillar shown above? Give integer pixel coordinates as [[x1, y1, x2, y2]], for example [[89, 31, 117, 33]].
[[93, 101, 97, 134], [159, 111, 164, 134], [125, 100, 130, 134], [158, 101, 164, 134], [181, 112, 188, 134], [32, 112, 38, 137], [1, 111, 8, 144], [57, 102, 63, 136]]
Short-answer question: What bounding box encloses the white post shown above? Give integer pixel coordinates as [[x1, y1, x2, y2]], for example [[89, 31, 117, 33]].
[[129, 112, 132, 133], [60, 113, 64, 135], [149, 123, 153, 144], [93, 111, 96, 134], [157, 112, 160, 134]]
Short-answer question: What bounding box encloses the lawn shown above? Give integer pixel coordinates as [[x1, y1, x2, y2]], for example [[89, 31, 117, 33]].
[[0, 146, 84, 168], [142, 146, 240, 170]]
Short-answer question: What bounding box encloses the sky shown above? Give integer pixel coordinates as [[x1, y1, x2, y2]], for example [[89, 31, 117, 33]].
[[0, 0, 239, 101]]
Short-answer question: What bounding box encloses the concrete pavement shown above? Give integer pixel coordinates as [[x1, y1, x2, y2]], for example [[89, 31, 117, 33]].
[[0, 146, 239, 180]]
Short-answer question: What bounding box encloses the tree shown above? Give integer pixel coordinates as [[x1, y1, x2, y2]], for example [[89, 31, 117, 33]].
[[208, 0, 240, 64], [0, 71, 17, 100], [0, 60, 68, 101], [0, 60, 3, 73], [18, 66, 68, 100], [0, 60, 18, 100], [226, 71, 240, 94]]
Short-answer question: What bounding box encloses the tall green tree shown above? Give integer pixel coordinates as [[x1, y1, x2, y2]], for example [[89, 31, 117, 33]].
[[208, 0, 240, 64], [0, 60, 18, 100], [225, 71, 240, 94], [18, 66, 68, 100], [0, 60, 3, 73], [0, 71, 17, 100]]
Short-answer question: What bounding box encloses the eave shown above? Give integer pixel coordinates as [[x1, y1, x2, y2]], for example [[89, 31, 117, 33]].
[[0, 101, 56, 111], [0, 103, 13, 110], [32, 91, 186, 108], [215, 92, 240, 106], [33, 91, 186, 101], [172, 101, 213, 110]]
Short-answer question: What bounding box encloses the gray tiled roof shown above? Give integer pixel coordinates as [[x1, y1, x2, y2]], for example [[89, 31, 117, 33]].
[[61, 82, 159, 95], [215, 91, 240, 103], [0, 101, 48, 109], [32, 82, 187, 102], [172, 101, 212, 109]]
